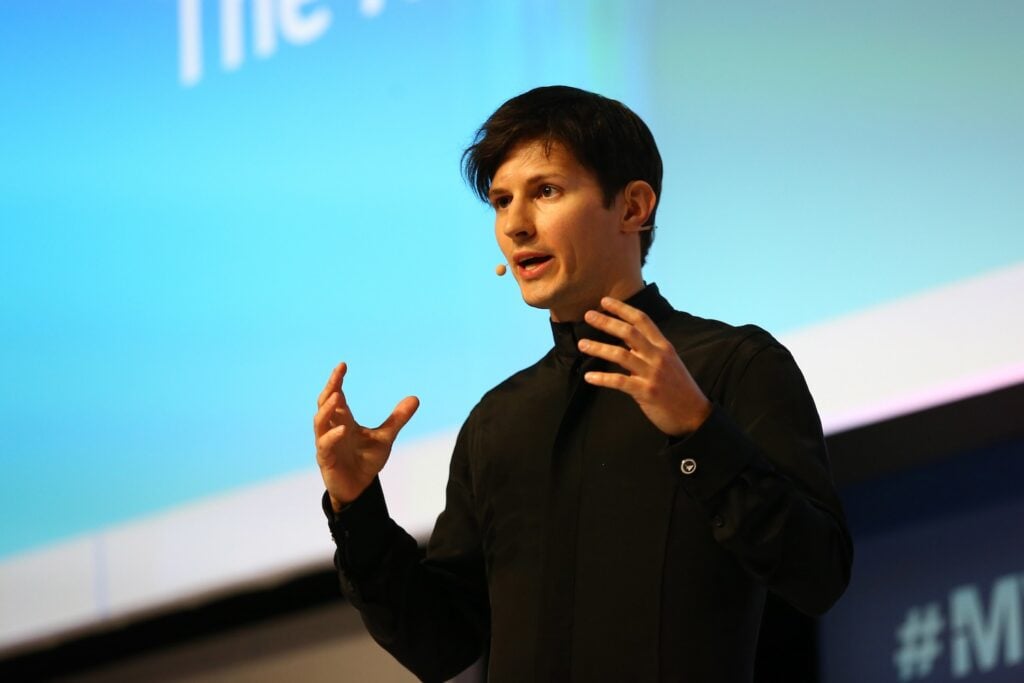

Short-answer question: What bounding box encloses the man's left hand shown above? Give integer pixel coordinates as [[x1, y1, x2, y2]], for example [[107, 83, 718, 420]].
[[578, 296, 712, 437]]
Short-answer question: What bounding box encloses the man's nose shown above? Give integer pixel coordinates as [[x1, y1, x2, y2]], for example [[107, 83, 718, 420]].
[[500, 199, 535, 240]]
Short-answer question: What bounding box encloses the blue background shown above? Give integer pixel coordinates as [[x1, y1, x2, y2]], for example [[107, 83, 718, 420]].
[[1, 0, 1022, 558]]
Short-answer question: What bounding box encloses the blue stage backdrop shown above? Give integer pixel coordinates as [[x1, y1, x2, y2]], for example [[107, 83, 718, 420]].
[[1, 0, 1022, 653]]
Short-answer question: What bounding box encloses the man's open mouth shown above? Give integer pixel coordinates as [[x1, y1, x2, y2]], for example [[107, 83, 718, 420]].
[[518, 255, 552, 269]]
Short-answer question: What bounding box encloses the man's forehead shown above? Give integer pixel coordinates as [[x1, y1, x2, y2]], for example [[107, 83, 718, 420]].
[[491, 138, 582, 185]]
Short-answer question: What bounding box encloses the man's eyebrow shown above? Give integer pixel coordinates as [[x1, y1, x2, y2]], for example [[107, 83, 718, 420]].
[[488, 173, 566, 199]]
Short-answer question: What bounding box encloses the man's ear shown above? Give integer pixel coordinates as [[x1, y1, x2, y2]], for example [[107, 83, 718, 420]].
[[619, 180, 657, 234]]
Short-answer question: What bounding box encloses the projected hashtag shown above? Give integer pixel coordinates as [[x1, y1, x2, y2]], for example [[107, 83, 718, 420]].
[[893, 603, 945, 680]]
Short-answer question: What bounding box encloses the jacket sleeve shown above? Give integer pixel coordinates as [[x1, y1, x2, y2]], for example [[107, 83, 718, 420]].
[[664, 337, 854, 616], [323, 416, 490, 683]]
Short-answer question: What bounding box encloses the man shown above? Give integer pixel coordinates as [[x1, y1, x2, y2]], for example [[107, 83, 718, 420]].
[[313, 86, 852, 682]]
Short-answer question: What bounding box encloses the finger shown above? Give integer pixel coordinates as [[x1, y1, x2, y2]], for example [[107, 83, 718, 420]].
[[315, 424, 348, 464], [583, 309, 654, 354], [376, 396, 420, 442], [313, 393, 340, 436], [599, 297, 668, 347], [582, 370, 638, 395], [313, 392, 353, 436], [316, 363, 341, 407], [317, 362, 347, 408], [577, 339, 645, 375]]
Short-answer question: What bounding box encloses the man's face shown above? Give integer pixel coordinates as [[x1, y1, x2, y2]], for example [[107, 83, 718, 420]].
[[488, 140, 644, 322]]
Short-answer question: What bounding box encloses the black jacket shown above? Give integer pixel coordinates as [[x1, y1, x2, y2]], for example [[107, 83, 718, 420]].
[[325, 284, 853, 682]]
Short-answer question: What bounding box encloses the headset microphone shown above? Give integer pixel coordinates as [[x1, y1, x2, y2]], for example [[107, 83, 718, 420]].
[[495, 264, 507, 276]]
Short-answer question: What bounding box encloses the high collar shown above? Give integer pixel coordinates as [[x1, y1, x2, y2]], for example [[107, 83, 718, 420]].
[[550, 283, 675, 363]]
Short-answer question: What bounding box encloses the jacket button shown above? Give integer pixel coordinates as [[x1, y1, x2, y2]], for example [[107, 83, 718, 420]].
[[680, 458, 697, 475]]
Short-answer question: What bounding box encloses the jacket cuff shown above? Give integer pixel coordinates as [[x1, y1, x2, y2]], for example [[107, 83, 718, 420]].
[[662, 404, 761, 502], [322, 478, 395, 573]]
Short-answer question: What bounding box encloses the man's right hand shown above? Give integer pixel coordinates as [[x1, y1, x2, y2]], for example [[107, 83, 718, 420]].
[[314, 362, 420, 512]]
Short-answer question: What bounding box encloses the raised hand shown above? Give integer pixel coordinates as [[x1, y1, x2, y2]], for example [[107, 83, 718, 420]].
[[577, 297, 711, 437], [313, 362, 420, 512]]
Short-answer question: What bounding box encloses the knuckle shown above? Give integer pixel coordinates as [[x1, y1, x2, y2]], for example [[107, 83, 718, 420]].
[[317, 428, 339, 450]]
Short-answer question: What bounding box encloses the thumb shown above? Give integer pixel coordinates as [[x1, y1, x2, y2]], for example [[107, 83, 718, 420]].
[[377, 395, 420, 442]]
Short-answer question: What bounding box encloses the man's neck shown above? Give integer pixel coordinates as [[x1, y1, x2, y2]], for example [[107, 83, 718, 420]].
[[548, 279, 646, 323]]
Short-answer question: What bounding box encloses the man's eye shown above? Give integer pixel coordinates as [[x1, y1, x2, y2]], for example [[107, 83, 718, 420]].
[[539, 185, 558, 198], [492, 196, 511, 209]]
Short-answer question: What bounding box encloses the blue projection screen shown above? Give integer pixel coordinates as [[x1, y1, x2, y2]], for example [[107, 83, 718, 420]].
[[1, 0, 1022, 653]]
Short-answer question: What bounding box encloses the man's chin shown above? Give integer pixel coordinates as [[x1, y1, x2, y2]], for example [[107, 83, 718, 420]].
[[519, 291, 551, 311], [518, 286, 556, 312]]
